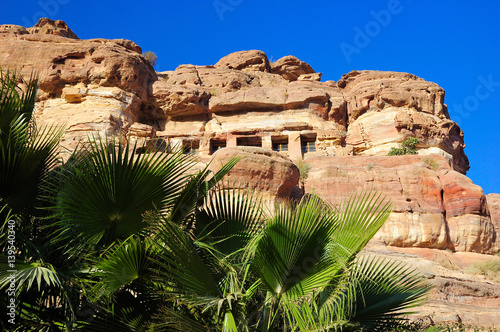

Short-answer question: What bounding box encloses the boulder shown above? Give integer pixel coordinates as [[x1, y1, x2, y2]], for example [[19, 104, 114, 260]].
[[270, 55, 316, 81], [27, 17, 79, 39], [208, 147, 299, 206], [215, 50, 271, 72]]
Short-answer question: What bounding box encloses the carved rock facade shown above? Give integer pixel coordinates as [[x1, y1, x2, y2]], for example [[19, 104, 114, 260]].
[[0, 19, 496, 253]]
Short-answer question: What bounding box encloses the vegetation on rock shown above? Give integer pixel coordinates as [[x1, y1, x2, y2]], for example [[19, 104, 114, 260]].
[[388, 137, 420, 156], [142, 51, 158, 67]]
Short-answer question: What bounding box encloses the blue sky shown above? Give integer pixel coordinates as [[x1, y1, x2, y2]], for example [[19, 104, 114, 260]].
[[2, 1, 499, 194]]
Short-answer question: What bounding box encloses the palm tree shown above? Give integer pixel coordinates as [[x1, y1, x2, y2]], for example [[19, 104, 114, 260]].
[[0, 70, 239, 330], [89, 190, 430, 331], [0, 70, 65, 331], [0, 70, 430, 331]]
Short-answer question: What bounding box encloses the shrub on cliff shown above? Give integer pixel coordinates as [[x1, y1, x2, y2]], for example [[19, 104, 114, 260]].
[[388, 137, 419, 156], [142, 51, 158, 67]]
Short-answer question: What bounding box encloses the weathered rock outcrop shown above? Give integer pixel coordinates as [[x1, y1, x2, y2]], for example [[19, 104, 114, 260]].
[[0, 18, 494, 254], [208, 147, 300, 207], [363, 242, 500, 329], [0, 19, 156, 150], [338, 70, 469, 174], [270, 55, 317, 81], [215, 50, 271, 72], [304, 154, 497, 253], [486, 194, 500, 249]]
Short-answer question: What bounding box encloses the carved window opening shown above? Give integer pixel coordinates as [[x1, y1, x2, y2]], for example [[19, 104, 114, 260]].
[[301, 134, 317, 154], [210, 139, 226, 154], [237, 136, 262, 147], [135, 138, 168, 154], [182, 140, 199, 155], [272, 136, 288, 152]]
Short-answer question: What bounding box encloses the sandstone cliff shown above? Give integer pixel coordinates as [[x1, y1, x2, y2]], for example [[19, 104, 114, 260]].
[[0, 19, 495, 254], [1, 18, 499, 329]]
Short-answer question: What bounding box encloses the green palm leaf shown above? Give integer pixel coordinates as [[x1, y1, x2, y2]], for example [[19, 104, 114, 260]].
[[52, 136, 193, 248], [343, 255, 430, 330], [331, 192, 392, 261], [0, 70, 63, 213], [252, 195, 338, 298], [151, 216, 223, 305], [0, 255, 62, 294], [169, 157, 240, 224], [94, 236, 154, 293], [194, 186, 264, 258]]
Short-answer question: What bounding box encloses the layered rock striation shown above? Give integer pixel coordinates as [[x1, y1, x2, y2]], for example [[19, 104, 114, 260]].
[[305, 154, 496, 253], [0, 18, 156, 149]]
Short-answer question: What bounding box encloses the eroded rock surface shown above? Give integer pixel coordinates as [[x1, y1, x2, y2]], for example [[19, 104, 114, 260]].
[[208, 147, 299, 208], [304, 154, 497, 254], [0, 19, 495, 254], [363, 243, 500, 329], [0, 18, 156, 150], [486, 193, 500, 249]]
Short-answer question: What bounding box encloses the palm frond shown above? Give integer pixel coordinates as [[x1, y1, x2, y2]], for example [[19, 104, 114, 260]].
[[0, 70, 63, 213], [52, 135, 193, 248], [169, 156, 240, 224], [194, 186, 264, 258], [150, 215, 223, 305], [315, 255, 430, 331], [252, 195, 338, 298], [330, 191, 392, 263], [0, 255, 62, 293], [93, 236, 153, 294]]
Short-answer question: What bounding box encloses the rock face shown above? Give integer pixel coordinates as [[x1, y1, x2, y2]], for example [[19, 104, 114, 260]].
[[0, 18, 495, 254], [208, 147, 300, 208], [304, 154, 497, 253], [0, 18, 156, 150], [363, 242, 500, 329], [486, 194, 500, 249], [338, 71, 469, 174]]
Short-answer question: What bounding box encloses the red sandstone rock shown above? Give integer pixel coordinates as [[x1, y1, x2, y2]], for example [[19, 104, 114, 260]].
[[215, 50, 271, 72], [0, 20, 154, 100], [363, 243, 500, 329], [486, 193, 500, 249], [0, 20, 494, 254], [0, 19, 156, 150], [340, 70, 469, 174], [208, 147, 299, 203], [270, 55, 316, 81], [304, 154, 497, 253], [27, 18, 79, 39]]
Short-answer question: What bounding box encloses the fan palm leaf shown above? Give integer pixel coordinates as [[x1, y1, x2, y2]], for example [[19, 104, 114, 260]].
[[0, 70, 63, 213], [52, 136, 193, 249]]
